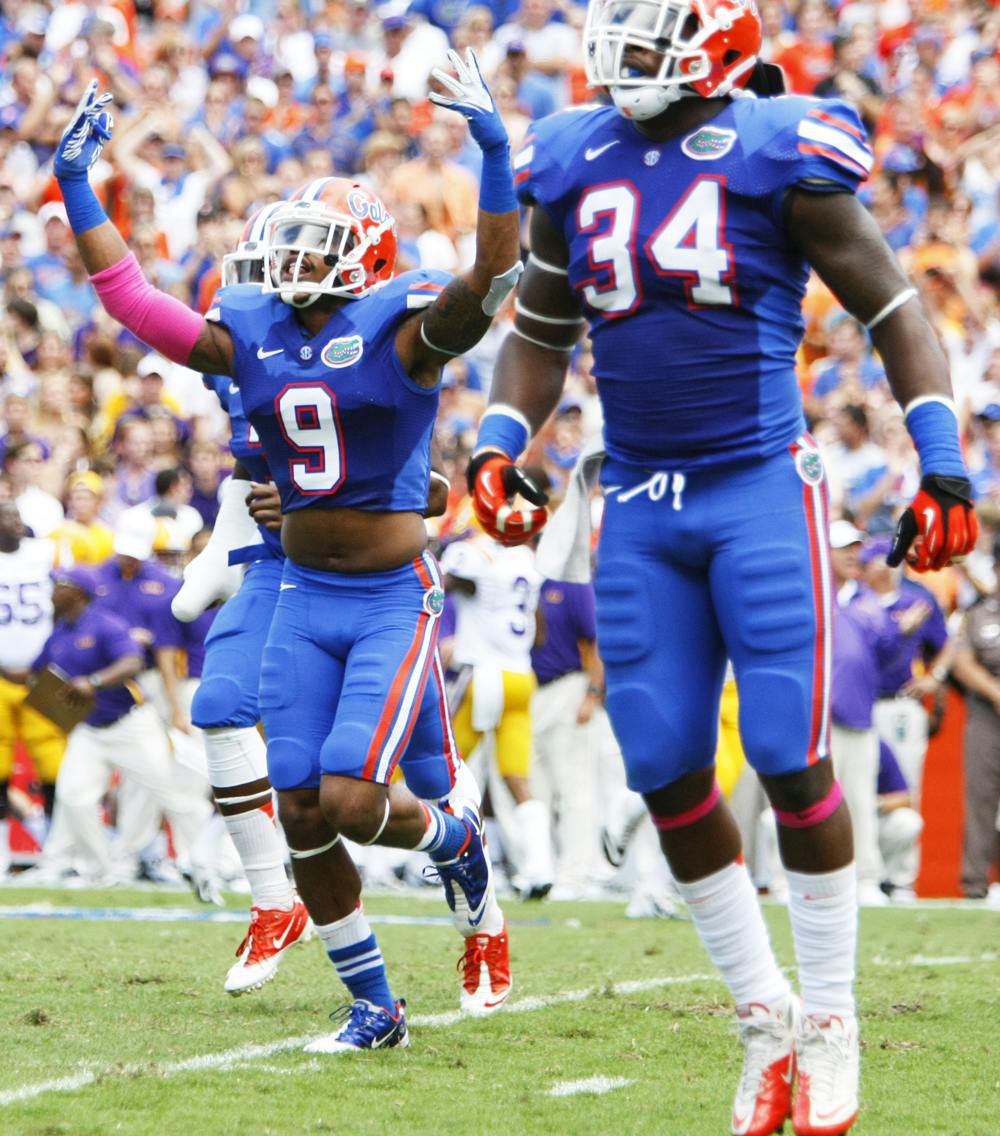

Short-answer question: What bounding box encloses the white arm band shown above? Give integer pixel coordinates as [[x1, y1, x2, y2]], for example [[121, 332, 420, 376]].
[[527, 252, 569, 276], [865, 287, 918, 330]]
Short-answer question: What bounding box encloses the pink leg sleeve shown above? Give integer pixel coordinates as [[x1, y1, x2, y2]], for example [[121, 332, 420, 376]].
[[89, 253, 205, 366]]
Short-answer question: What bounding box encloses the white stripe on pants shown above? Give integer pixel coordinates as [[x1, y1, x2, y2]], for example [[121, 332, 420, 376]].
[[54, 704, 210, 878]]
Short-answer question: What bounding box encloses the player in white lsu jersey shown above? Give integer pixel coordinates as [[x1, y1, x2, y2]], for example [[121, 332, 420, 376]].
[[0, 499, 63, 873], [441, 528, 554, 898]]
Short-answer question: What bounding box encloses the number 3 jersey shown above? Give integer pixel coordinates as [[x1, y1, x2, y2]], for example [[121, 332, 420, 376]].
[[207, 270, 450, 514], [515, 95, 873, 470], [0, 539, 55, 669]]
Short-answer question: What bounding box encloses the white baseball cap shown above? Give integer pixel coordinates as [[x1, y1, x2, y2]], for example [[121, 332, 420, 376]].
[[829, 519, 864, 549]]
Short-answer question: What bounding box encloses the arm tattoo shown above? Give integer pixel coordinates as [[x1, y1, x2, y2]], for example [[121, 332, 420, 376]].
[[421, 279, 491, 358]]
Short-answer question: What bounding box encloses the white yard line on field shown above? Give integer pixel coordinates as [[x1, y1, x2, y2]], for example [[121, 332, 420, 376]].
[[548, 1076, 634, 1097], [0, 972, 717, 1107]]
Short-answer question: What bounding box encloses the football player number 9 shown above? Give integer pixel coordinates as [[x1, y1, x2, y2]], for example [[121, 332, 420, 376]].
[[276, 384, 344, 495], [578, 176, 735, 313]]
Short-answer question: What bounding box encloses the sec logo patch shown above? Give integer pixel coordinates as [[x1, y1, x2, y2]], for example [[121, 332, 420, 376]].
[[321, 335, 364, 369], [795, 448, 824, 486]]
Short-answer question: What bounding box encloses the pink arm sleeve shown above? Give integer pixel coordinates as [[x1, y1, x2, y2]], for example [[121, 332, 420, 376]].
[[89, 253, 206, 365]]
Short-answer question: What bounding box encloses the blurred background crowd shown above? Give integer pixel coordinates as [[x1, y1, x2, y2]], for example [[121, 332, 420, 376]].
[[1, 0, 999, 904]]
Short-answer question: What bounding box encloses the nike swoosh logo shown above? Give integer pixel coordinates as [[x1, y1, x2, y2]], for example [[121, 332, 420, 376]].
[[585, 141, 620, 161], [279, 583, 297, 591], [257, 346, 283, 359], [922, 506, 936, 532], [228, 383, 239, 395], [272, 921, 297, 950]]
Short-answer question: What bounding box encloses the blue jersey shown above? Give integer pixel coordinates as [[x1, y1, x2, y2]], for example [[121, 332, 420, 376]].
[[515, 96, 872, 470], [203, 368, 284, 563], [208, 272, 449, 514]]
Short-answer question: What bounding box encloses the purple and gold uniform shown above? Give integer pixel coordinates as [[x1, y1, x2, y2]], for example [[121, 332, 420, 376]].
[[515, 95, 873, 790], [208, 273, 459, 794], [33, 605, 141, 727]]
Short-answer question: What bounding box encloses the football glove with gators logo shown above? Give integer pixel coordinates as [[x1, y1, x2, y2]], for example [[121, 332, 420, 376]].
[[887, 474, 978, 572], [467, 452, 548, 547]]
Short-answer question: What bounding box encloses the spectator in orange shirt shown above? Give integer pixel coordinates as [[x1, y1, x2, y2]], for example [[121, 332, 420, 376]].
[[772, 0, 834, 94], [387, 119, 478, 245]]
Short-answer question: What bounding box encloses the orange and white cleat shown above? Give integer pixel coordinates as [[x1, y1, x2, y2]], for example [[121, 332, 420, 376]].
[[458, 925, 512, 1017], [224, 900, 313, 996], [792, 1013, 859, 1136], [731, 995, 798, 1136]]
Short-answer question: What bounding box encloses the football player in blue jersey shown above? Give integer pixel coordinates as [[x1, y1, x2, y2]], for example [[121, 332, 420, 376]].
[[172, 204, 492, 1006], [464, 2, 978, 1133], [55, 48, 519, 1051]]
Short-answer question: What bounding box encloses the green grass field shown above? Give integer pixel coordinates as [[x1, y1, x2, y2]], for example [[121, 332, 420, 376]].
[[0, 887, 998, 1136]]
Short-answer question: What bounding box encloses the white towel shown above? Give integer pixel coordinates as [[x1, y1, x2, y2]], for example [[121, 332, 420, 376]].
[[534, 436, 606, 583]]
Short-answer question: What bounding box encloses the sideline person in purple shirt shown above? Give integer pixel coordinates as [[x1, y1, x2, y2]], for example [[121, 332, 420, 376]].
[[859, 535, 949, 697], [830, 596, 900, 731], [32, 568, 143, 727], [531, 579, 598, 688]]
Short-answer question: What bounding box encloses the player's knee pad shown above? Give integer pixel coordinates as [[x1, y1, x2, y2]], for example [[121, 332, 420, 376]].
[[737, 669, 814, 776], [606, 682, 716, 793], [648, 781, 721, 832], [191, 675, 256, 730], [267, 736, 321, 792], [773, 779, 843, 829]]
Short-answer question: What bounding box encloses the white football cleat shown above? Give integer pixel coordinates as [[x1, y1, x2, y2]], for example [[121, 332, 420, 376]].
[[224, 900, 313, 995], [458, 925, 512, 1016], [792, 1013, 859, 1136], [731, 994, 798, 1136]]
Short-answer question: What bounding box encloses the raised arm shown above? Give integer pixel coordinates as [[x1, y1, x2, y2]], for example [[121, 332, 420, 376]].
[[394, 51, 523, 384], [787, 189, 977, 572], [466, 203, 586, 546], [54, 81, 235, 379]]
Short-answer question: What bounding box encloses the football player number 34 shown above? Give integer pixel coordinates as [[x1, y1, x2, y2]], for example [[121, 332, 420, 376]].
[[277, 385, 343, 494], [580, 177, 734, 312]]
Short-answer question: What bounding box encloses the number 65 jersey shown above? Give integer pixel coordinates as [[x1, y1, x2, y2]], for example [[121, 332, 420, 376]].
[[515, 95, 873, 471], [207, 270, 451, 514]]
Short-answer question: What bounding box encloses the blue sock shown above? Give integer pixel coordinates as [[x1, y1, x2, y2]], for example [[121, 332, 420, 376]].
[[416, 802, 471, 862], [315, 906, 395, 1014]]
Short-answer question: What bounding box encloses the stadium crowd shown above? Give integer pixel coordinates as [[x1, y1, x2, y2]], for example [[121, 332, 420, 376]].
[[0, 0, 999, 910]]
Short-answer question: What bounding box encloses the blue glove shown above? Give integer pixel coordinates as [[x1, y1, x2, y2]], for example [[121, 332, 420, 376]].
[[54, 79, 114, 181], [428, 49, 508, 152]]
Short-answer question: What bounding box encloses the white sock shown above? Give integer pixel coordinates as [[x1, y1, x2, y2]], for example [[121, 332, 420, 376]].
[[0, 818, 9, 875], [223, 804, 294, 909], [207, 728, 293, 911], [673, 861, 791, 1008], [786, 865, 857, 1018]]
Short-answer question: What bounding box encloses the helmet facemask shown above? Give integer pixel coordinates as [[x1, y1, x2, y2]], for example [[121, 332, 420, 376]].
[[263, 207, 392, 307], [221, 247, 266, 287], [584, 0, 760, 120]]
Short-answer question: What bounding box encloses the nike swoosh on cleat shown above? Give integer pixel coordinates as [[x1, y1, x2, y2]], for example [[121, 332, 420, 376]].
[[257, 346, 283, 359], [585, 141, 620, 161], [271, 920, 298, 951]]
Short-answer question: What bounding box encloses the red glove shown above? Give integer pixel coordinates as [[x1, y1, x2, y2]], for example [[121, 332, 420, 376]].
[[887, 474, 978, 572], [467, 452, 548, 546]]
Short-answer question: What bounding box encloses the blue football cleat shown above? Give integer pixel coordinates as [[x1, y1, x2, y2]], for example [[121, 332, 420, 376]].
[[303, 999, 408, 1054], [429, 808, 493, 928]]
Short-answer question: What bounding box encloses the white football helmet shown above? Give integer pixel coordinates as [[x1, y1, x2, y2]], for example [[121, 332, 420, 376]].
[[261, 177, 397, 308], [221, 200, 285, 287], [584, 0, 762, 121]]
